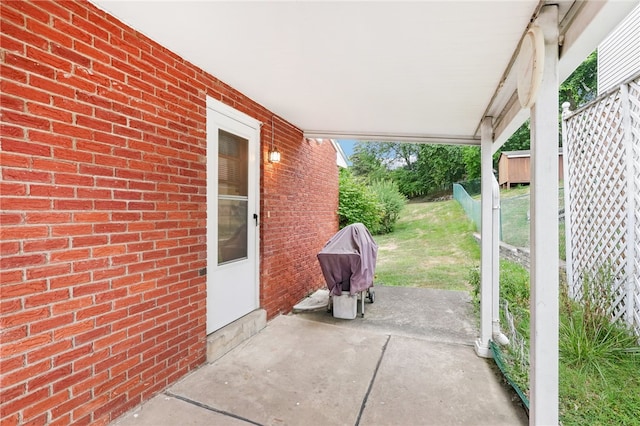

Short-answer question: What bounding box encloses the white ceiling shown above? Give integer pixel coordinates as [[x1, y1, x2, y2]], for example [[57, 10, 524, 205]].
[[91, 1, 638, 146]]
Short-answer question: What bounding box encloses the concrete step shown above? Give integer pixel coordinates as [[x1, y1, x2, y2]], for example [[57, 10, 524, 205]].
[[292, 288, 329, 313], [206, 309, 266, 363]]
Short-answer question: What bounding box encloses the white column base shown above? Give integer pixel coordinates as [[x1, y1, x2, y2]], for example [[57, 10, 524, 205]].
[[474, 338, 493, 358]]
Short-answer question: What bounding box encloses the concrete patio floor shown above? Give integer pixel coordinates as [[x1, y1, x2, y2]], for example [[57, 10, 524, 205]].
[[112, 286, 527, 426]]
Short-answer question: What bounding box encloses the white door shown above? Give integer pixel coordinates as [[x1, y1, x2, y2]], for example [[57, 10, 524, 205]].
[[206, 98, 260, 334]]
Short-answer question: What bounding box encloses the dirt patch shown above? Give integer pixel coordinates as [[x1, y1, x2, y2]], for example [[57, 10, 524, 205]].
[[378, 243, 398, 251]]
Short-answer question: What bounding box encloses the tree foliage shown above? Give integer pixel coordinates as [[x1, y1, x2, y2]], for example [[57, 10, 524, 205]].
[[350, 144, 387, 183], [350, 142, 472, 199], [369, 180, 407, 234], [412, 144, 467, 196], [338, 168, 381, 233], [501, 120, 531, 153], [560, 50, 598, 110], [462, 146, 481, 180], [337, 168, 406, 234]]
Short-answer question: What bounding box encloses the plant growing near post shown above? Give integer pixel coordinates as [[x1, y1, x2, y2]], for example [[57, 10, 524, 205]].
[[560, 266, 640, 378]]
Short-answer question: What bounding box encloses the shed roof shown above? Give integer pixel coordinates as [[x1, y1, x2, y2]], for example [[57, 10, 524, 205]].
[[500, 148, 564, 159]]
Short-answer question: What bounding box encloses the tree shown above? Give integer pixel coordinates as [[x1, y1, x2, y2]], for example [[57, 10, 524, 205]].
[[350, 142, 389, 183], [501, 120, 531, 153], [350, 140, 476, 199], [415, 144, 466, 191], [498, 49, 598, 158], [560, 50, 597, 110], [390, 144, 467, 198], [462, 146, 481, 180]]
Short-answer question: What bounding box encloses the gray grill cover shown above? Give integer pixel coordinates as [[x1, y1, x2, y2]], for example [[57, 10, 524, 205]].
[[317, 223, 378, 296]]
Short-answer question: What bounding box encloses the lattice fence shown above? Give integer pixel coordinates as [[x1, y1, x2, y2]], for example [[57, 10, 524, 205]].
[[563, 74, 640, 336]]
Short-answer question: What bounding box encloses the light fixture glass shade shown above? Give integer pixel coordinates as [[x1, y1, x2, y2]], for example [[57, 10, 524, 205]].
[[268, 148, 281, 163]]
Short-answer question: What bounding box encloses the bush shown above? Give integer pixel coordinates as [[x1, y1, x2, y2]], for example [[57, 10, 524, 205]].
[[369, 180, 406, 233], [560, 267, 640, 377], [468, 266, 480, 311], [467, 260, 529, 322], [468, 261, 531, 395], [475, 260, 640, 422], [338, 169, 382, 233]]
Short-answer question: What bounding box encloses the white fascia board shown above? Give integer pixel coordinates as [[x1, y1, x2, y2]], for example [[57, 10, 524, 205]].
[[304, 131, 480, 146], [330, 140, 349, 168], [486, 0, 638, 153], [560, 0, 639, 80]]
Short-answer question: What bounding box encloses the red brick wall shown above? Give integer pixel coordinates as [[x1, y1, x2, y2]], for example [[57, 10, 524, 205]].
[[0, 1, 338, 424], [261, 133, 339, 316]]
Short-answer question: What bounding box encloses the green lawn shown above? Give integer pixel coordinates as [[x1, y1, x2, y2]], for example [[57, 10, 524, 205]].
[[498, 185, 566, 260], [501, 193, 531, 247], [373, 199, 479, 291], [376, 197, 640, 425]]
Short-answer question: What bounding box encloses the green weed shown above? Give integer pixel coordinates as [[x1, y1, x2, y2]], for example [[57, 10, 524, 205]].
[[559, 267, 640, 379], [481, 261, 640, 425]]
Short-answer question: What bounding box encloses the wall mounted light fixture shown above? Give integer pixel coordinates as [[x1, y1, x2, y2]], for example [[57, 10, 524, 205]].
[[269, 118, 281, 163], [268, 147, 281, 163]]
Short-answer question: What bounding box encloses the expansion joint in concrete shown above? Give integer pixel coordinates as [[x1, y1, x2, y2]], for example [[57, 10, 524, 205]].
[[355, 334, 391, 426], [164, 392, 263, 426]]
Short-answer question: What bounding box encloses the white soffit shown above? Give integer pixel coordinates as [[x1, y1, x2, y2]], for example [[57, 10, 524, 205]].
[[91, 1, 638, 145]]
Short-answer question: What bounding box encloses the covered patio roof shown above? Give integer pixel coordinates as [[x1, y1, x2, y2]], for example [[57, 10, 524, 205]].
[[93, 1, 634, 147]]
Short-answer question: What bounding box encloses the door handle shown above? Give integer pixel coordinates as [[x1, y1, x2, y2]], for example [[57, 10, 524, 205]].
[[253, 213, 258, 226]]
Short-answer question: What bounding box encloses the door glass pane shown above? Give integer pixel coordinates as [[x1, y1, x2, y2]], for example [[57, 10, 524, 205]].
[[218, 199, 248, 264], [218, 130, 248, 196], [218, 129, 249, 265]]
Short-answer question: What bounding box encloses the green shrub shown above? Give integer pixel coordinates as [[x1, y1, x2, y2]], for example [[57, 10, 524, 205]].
[[468, 266, 480, 312], [467, 261, 529, 322], [369, 180, 406, 234], [497, 261, 531, 396], [558, 267, 640, 425], [468, 261, 531, 395], [338, 169, 382, 233], [499, 261, 530, 338], [560, 267, 640, 378], [486, 260, 640, 423]]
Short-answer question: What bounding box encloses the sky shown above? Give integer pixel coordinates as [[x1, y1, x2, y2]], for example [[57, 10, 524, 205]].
[[338, 139, 357, 163]]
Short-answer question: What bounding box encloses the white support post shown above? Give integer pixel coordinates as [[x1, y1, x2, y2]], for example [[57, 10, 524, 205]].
[[529, 5, 559, 426], [492, 176, 506, 344], [475, 116, 494, 358]]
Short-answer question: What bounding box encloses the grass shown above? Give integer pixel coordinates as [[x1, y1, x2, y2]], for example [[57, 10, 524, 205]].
[[559, 356, 640, 425], [497, 185, 567, 261], [379, 198, 640, 425], [374, 199, 479, 291], [501, 193, 530, 247], [484, 262, 640, 425]]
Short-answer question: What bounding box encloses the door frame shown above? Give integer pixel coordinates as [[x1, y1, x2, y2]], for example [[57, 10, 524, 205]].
[[206, 96, 261, 333]]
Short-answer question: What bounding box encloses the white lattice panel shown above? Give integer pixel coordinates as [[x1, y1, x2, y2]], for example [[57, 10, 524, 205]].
[[629, 78, 640, 335], [564, 75, 640, 337]]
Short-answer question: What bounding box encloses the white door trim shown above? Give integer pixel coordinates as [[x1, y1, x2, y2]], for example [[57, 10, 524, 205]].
[[206, 97, 261, 130], [206, 96, 261, 333]]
